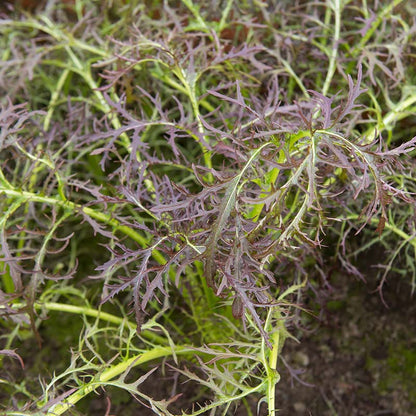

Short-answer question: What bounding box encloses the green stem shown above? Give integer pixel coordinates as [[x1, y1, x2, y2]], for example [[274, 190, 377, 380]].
[[261, 307, 286, 416], [3, 301, 168, 346], [46, 346, 192, 415], [0, 188, 166, 265], [44, 68, 70, 131], [322, 0, 341, 96], [175, 66, 213, 175], [364, 94, 416, 143]]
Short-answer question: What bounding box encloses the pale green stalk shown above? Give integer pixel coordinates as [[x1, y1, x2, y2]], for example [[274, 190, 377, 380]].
[[172, 65, 213, 173], [44, 68, 70, 131], [1, 301, 168, 345], [46, 346, 192, 415], [0, 187, 166, 265], [322, 0, 341, 97], [364, 94, 416, 142]]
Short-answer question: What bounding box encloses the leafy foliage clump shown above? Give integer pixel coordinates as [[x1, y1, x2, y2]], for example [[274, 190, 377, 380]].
[[0, 0, 415, 414]]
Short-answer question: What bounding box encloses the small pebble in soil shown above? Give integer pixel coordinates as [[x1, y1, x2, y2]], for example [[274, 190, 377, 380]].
[[294, 351, 310, 366], [293, 402, 307, 413]]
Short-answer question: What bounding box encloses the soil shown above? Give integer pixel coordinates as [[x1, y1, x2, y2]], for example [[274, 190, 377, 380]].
[[276, 269, 416, 416]]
